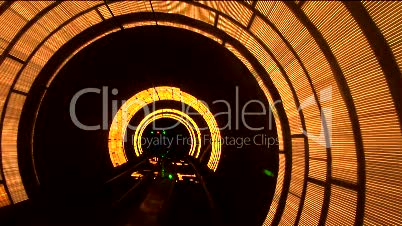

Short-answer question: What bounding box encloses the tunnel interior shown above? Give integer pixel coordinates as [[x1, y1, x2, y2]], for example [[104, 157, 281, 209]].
[[15, 26, 278, 226], [140, 118, 192, 157], [0, 1, 401, 226]]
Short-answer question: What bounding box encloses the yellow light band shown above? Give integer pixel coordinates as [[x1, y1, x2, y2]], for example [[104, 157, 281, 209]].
[[136, 114, 197, 156], [108, 86, 221, 171], [133, 109, 201, 158]]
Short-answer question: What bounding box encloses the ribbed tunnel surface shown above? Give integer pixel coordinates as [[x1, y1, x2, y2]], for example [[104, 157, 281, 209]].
[[0, 1, 401, 226]]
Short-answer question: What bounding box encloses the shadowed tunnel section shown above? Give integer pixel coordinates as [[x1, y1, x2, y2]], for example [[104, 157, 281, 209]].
[[0, 1, 401, 226]]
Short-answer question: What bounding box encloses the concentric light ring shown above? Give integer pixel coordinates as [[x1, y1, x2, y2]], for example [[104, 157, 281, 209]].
[[133, 108, 202, 158], [108, 86, 221, 171]]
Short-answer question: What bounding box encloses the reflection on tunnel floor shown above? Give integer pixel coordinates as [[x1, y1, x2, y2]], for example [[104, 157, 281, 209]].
[[5, 148, 276, 226], [4, 156, 215, 226], [113, 156, 214, 226], [5, 145, 275, 226]]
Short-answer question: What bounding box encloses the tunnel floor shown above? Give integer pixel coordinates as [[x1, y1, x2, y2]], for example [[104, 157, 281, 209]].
[[4, 157, 217, 226]]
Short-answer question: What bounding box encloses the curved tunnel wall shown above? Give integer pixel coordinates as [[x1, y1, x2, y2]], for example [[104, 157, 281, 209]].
[[0, 1, 401, 225]]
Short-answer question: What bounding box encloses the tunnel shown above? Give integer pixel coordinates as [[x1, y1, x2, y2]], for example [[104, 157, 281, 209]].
[[0, 1, 401, 226]]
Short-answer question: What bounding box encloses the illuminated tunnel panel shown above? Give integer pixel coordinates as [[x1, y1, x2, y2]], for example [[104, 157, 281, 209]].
[[108, 87, 221, 171], [0, 1, 400, 225]]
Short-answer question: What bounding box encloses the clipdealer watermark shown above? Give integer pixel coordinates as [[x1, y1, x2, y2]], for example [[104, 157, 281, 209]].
[[69, 86, 272, 131], [137, 134, 279, 149], [69, 86, 332, 148]]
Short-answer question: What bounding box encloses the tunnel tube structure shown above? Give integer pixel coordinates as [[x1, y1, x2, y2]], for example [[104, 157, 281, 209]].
[[0, 1, 401, 225]]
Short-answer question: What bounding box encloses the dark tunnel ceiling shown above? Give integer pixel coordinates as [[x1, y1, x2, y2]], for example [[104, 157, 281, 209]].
[[30, 26, 279, 226]]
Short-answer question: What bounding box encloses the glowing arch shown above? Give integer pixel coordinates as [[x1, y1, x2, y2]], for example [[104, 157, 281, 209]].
[[0, 2, 401, 226], [108, 86, 221, 171], [133, 108, 202, 158], [135, 113, 197, 157]]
